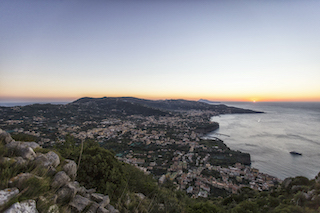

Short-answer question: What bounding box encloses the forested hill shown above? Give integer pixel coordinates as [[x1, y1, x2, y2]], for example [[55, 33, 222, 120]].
[[70, 97, 262, 114]]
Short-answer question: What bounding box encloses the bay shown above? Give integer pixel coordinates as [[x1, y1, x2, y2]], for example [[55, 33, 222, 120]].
[[208, 102, 320, 180]]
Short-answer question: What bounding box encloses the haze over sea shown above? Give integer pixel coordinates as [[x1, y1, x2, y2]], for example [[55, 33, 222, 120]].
[[208, 102, 320, 180]]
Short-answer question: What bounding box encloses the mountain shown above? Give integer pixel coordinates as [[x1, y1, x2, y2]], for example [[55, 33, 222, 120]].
[[198, 99, 220, 104], [70, 97, 262, 114]]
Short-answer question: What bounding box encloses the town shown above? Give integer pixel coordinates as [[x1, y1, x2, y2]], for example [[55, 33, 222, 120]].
[[0, 98, 280, 198]]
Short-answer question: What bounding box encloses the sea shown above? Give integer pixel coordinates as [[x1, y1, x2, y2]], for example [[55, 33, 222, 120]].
[[207, 102, 320, 180]]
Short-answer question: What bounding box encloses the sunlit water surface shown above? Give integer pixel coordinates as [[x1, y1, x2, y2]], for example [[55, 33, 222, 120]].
[[207, 102, 320, 180]]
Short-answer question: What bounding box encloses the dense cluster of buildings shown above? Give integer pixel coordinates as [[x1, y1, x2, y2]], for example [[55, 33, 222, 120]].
[[0, 109, 281, 198]]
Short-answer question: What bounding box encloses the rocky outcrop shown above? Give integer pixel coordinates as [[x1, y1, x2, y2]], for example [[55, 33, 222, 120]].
[[0, 129, 14, 144], [4, 199, 38, 213], [63, 159, 77, 180], [56, 182, 78, 204], [34, 151, 60, 168], [9, 173, 34, 189], [6, 141, 37, 160], [51, 171, 71, 189], [0, 188, 19, 206], [69, 195, 92, 212], [0, 129, 120, 213]]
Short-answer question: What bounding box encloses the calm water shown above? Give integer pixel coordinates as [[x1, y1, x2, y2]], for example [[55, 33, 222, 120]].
[[208, 102, 320, 180]]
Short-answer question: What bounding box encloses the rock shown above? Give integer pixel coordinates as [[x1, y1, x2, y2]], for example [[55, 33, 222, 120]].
[[52, 171, 71, 189], [0, 188, 19, 206], [77, 186, 89, 198], [35, 151, 60, 168], [19, 142, 40, 150], [4, 199, 38, 213], [63, 160, 77, 180], [48, 204, 59, 213], [107, 204, 119, 213], [0, 129, 14, 144], [0, 157, 11, 163], [6, 141, 37, 160], [20, 147, 37, 160], [86, 188, 96, 194], [85, 202, 99, 213], [99, 195, 110, 208], [135, 193, 145, 200], [56, 182, 77, 204], [45, 151, 60, 167], [69, 195, 92, 212], [90, 193, 104, 203], [47, 166, 57, 177], [9, 173, 33, 189], [97, 206, 110, 213], [13, 157, 27, 165]]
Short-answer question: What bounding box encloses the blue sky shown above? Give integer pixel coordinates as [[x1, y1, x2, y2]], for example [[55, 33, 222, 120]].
[[1, 0, 320, 102]]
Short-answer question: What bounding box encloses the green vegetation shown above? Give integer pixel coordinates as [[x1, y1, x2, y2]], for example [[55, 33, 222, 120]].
[[2, 134, 320, 212]]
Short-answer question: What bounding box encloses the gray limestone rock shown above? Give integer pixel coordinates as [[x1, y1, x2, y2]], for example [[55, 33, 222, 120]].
[[4, 199, 38, 213], [135, 193, 145, 200], [85, 202, 99, 213], [56, 182, 77, 204], [20, 147, 37, 160], [90, 193, 104, 203], [0, 129, 14, 144], [0, 157, 11, 163], [13, 157, 27, 165], [0, 188, 19, 206], [99, 195, 110, 208], [69, 195, 92, 213], [34, 151, 60, 168], [107, 204, 119, 213], [8, 173, 34, 189], [19, 142, 40, 150], [97, 206, 110, 213], [45, 151, 60, 167], [6, 141, 37, 160], [48, 204, 59, 213], [51, 171, 71, 189], [63, 160, 77, 180]]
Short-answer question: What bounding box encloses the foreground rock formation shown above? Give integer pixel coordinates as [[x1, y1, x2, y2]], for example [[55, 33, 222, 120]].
[[0, 129, 119, 213]]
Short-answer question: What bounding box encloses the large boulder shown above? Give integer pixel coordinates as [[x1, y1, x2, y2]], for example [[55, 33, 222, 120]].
[[51, 171, 71, 189], [4, 199, 38, 213], [97, 206, 110, 213], [0, 188, 19, 206], [68, 195, 92, 212], [13, 157, 27, 165], [99, 195, 110, 208], [56, 182, 77, 204], [63, 160, 77, 180], [86, 202, 99, 213], [0, 129, 14, 144], [34, 151, 60, 168], [107, 204, 119, 213], [90, 193, 105, 203], [8, 173, 34, 189], [6, 141, 37, 160]]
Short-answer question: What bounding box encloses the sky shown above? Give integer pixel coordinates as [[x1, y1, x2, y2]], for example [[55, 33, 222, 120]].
[[1, 0, 320, 103]]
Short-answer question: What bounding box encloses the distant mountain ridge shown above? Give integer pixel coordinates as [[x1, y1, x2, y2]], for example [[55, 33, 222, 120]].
[[70, 97, 262, 115]]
